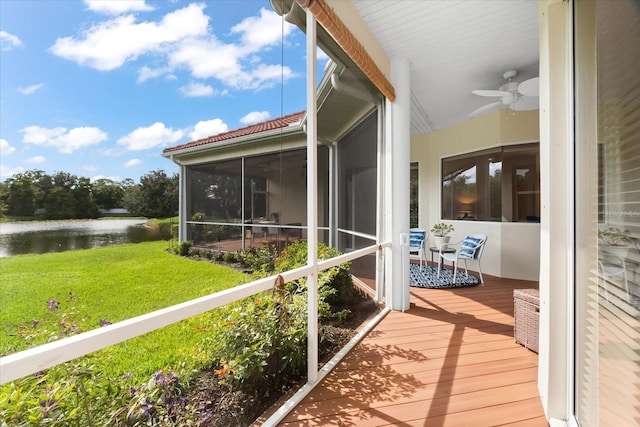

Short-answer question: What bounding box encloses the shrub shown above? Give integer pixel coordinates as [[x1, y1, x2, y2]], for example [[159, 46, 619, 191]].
[[178, 241, 192, 257], [238, 246, 279, 273], [205, 242, 355, 390], [222, 251, 237, 264], [0, 364, 199, 426]]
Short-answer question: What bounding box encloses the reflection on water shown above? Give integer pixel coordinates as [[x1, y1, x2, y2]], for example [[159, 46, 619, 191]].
[[0, 219, 173, 257]]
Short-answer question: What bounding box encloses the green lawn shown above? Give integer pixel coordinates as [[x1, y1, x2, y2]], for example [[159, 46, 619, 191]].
[[0, 241, 248, 381]]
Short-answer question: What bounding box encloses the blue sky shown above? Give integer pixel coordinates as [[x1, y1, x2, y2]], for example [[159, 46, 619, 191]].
[[0, 0, 316, 182]]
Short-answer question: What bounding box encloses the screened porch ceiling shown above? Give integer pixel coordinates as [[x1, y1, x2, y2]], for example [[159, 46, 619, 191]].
[[312, 0, 540, 136]]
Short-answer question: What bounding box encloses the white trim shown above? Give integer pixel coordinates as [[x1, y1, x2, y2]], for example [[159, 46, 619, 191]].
[[549, 418, 570, 427], [336, 227, 377, 242], [305, 9, 319, 384], [161, 125, 304, 159], [436, 139, 540, 162], [565, 0, 577, 420]]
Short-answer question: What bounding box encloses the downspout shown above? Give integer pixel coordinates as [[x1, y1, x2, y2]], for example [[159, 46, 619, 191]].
[[330, 72, 379, 104]]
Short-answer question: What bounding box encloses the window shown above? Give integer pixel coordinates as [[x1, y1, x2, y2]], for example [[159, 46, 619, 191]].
[[441, 143, 539, 222], [410, 163, 418, 228]]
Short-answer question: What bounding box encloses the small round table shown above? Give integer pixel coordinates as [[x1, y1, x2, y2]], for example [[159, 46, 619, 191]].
[[429, 246, 456, 265]]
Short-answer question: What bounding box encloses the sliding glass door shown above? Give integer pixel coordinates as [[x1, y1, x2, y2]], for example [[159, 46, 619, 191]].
[[574, 1, 640, 425]]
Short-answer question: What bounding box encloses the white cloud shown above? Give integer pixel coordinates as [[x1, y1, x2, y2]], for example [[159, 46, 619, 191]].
[[26, 156, 46, 164], [0, 164, 24, 177], [85, 0, 154, 15], [124, 158, 142, 168], [240, 111, 270, 125], [91, 174, 122, 182], [17, 83, 45, 95], [51, 5, 298, 92], [190, 118, 228, 140], [0, 31, 23, 51], [180, 82, 214, 97], [169, 38, 294, 90], [1, 139, 16, 156], [50, 3, 209, 71], [117, 122, 184, 151], [137, 65, 173, 83], [231, 8, 295, 53], [168, 8, 297, 90], [20, 126, 108, 154]]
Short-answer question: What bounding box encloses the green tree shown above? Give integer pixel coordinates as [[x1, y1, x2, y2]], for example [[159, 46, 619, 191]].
[[6, 174, 36, 216], [92, 178, 125, 210], [73, 177, 99, 218], [124, 170, 178, 217], [18, 169, 51, 211], [44, 187, 76, 219]]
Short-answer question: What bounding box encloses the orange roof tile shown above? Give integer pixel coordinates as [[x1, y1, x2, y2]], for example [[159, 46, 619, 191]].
[[163, 110, 305, 154]]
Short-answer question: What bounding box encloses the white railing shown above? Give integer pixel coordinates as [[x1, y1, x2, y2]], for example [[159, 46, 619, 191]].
[[0, 242, 389, 385]]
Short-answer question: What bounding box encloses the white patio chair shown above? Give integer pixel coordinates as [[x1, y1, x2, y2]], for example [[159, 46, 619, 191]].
[[437, 234, 487, 284], [250, 224, 267, 245], [409, 228, 428, 270], [267, 225, 280, 244], [598, 253, 629, 302]]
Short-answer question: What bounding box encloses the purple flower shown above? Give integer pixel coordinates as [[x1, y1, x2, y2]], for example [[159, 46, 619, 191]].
[[140, 398, 156, 418], [39, 398, 56, 417], [47, 299, 59, 311], [99, 319, 112, 327], [32, 320, 40, 329]]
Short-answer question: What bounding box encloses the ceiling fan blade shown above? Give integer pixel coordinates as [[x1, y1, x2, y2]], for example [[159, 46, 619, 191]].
[[468, 101, 504, 118], [512, 96, 539, 111], [472, 89, 511, 97], [518, 77, 539, 97]]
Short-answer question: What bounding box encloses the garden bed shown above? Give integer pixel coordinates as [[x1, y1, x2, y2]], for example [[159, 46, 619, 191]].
[[190, 298, 379, 426]]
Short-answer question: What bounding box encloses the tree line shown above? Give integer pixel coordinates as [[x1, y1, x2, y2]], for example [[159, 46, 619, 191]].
[[0, 169, 178, 220]]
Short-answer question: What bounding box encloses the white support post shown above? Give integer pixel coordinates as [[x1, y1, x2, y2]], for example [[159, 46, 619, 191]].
[[385, 57, 411, 311], [376, 105, 385, 303], [305, 9, 319, 384], [179, 163, 187, 242]]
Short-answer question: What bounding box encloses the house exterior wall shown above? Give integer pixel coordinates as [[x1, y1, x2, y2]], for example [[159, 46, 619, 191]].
[[410, 109, 541, 281]]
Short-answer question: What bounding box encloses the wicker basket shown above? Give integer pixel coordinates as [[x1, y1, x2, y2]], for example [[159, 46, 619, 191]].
[[514, 289, 540, 353]]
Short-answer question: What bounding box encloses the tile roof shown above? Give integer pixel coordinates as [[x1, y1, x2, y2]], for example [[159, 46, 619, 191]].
[[163, 110, 306, 154]]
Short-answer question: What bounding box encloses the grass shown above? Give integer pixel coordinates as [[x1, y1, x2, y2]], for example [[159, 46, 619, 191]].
[[0, 241, 248, 381]]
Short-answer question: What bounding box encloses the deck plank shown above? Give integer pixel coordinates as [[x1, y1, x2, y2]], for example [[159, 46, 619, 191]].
[[277, 274, 547, 426]]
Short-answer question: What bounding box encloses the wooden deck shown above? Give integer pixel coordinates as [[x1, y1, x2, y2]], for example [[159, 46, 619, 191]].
[[278, 274, 547, 426]]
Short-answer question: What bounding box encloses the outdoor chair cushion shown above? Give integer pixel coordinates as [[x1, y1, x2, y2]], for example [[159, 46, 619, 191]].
[[409, 230, 426, 247], [459, 236, 483, 258]]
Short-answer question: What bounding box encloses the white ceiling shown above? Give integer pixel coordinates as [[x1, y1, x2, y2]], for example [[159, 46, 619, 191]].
[[352, 0, 540, 134]]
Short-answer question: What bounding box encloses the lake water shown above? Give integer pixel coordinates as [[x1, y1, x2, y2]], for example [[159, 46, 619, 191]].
[[0, 219, 173, 257]]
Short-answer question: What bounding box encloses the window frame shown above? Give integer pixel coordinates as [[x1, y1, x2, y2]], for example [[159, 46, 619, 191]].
[[440, 142, 540, 223]]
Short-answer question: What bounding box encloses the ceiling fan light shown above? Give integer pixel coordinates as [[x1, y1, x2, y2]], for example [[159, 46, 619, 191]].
[[499, 81, 519, 92], [501, 93, 515, 105]]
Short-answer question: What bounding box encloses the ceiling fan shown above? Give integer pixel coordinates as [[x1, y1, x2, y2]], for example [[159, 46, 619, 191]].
[[469, 70, 539, 118]]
